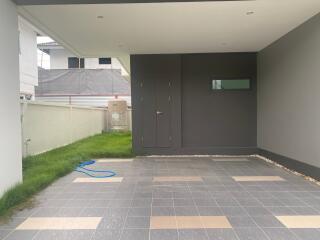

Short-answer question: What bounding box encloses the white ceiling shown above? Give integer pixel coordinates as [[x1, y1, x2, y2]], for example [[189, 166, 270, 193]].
[[19, 0, 320, 58]]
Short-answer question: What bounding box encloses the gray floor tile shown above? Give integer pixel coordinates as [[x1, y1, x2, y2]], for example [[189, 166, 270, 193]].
[[132, 198, 152, 207], [235, 227, 269, 240], [128, 207, 151, 217], [0, 230, 11, 240], [87, 199, 110, 208], [152, 199, 174, 207], [193, 198, 217, 207], [280, 198, 308, 207], [178, 229, 209, 240], [216, 198, 240, 206], [263, 228, 300, 240], [244, 207, 272, 216], [221, 206, 248, 216], [291, 206, 320, 215], [291, 229, 320, 240], [252, 216, 286, 228], [32, 208, 60, 217], [174, 199, 195, 207], [108, 199, 132, 207], [34, 230, 94, 240], [206, 229, 238, 240], [258, 198, 285, 207], [4, 230, 38, 240], [198, 207, 223, 216], [120, 229, 149, 240], [105, 208, 129, 217], [55, 207, 83, 217], [125, 217, 150, 228], [175, 207, 198, 216], [234, 227, 269, 240], [236, 198, 262, 207], [150, 229, 178, 240], [173, 192, 192, 198], [152, 207, 175, 216], [265, 207, 296, 215], [79, 207, 107, 217], [228, 216, 257, 228], [92, 229, 122, 240]]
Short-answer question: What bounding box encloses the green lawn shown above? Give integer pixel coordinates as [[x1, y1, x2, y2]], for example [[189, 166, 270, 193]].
[[0, 132, 133, 217]]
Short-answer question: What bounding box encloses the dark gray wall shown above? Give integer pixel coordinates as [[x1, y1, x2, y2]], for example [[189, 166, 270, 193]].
[[182, 53, 257, 149], [258, 13, 320, 169], [131, 53, 257, 155]]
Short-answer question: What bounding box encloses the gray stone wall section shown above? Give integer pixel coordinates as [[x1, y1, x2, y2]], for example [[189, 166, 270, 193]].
[[258, 13, 320, 168]]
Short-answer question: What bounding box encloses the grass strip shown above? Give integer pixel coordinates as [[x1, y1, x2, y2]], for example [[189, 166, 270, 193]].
[[0, 132, 133, 218]]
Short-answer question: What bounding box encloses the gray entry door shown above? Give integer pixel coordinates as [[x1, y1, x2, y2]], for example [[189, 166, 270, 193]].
[[142, 76, 172, 148]]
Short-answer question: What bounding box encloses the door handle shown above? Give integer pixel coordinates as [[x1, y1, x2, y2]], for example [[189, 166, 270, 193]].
[[156, 111, 163, 115]]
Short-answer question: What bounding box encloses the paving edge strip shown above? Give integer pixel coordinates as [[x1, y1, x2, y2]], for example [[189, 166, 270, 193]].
[[252, 154, 320, 186]]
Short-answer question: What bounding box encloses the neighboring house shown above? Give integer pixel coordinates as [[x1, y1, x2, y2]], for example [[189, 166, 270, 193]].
[[19, 16, 38, 99], [36, 42, 131, 106], [37, 42, 129, 78], [35, 68, 131, 107]]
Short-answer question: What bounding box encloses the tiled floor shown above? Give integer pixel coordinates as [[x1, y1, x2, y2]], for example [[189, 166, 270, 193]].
[[1, 156, 320, 240]]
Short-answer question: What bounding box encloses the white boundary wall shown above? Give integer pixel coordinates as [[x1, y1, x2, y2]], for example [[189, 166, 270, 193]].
[[21, 101, 107, 157], [21, 101, 132, 157]]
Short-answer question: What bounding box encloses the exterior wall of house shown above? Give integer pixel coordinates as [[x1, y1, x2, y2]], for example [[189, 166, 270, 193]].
[[131, 53, 257, 155], [49, 49, 72, 69], [258, 13, 320, 169], [49, 49, 128, 76], [19, 16, 38, 97], [0, 0, 22, 197]]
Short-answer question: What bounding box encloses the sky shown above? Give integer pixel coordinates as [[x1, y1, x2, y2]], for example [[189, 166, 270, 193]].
[[37, 36, 54, 44]]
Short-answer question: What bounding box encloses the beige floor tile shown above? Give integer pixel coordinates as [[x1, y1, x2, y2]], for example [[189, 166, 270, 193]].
[[201, 216, 232, 228], [73, 177, 123, 183], [232, 176, 285, 182], [150, 216, 177, 229], [153, 176, 203, 182], [176, 216, 203, 229], [96, 159, 133, 163], [16, 217, 102, 230], [276, 215, 320, 228]]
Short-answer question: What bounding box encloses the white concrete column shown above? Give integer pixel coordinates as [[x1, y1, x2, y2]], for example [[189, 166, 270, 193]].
[[0, 0, 23, 196]]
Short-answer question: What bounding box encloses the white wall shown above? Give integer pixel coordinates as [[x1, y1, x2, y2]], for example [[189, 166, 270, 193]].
[[19, 16, 38, 97], [49, 49, 128, 76], [50, 49, 71, 69], [0, 0, 23, 197], [21, 101, 107, 157], [258, 13, 320, 168], [21, 101, 132, 157]]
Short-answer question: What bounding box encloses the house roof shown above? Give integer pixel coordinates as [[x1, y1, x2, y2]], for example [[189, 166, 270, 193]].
[[37, 41, 64, 52]]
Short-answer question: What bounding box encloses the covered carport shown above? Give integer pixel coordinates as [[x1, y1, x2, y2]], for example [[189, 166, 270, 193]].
[[0, 2, 319, 238]]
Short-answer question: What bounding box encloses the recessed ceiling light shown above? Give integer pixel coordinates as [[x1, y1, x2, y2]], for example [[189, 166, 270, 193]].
[[97, 16, 104, 19], [246, 11, 255, 15]]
